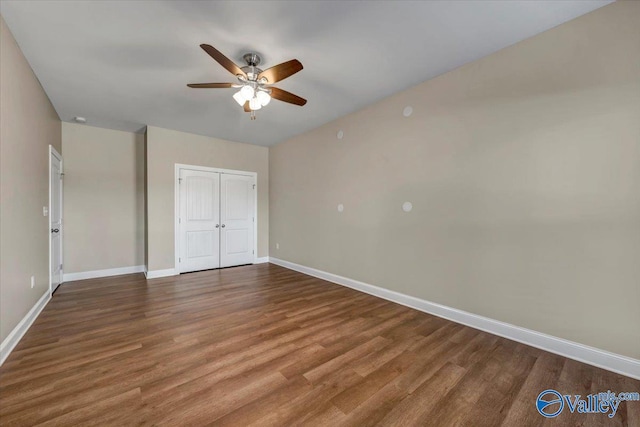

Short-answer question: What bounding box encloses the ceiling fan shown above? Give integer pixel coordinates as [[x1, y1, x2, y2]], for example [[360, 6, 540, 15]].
[[187, 44, 306, 120]]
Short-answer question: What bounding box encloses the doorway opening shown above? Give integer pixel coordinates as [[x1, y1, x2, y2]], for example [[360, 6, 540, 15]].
[[49, 145, 63, 294]]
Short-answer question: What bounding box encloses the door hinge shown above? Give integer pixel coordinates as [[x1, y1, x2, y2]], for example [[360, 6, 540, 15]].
[[60, 263, 63, 270], [179, 258, 181, 263], [252, 250, 254, 255], [179, 218, 181, 224], [60, 173, 64, 179], [253, 217, 255, 223], [178, 178, 183, 184], [253, 184, 256, 189]]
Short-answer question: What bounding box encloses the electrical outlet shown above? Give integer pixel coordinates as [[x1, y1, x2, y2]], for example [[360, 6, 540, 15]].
[[30, 276, 35, 288], [276, 243, 280, 250]]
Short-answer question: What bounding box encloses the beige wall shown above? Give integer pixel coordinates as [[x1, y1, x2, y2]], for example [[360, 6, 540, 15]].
[[146, 126, 268, 271], [62, 123, 144, 273], [270, 2, 640, 359], [0, 17, 62, 342]]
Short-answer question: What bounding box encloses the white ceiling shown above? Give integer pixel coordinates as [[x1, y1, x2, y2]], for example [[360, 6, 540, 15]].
[[1, 1, 611, 146]]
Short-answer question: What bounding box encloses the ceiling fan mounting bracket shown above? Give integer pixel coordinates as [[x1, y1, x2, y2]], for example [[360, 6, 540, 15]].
[[243, 52, 262, 67]]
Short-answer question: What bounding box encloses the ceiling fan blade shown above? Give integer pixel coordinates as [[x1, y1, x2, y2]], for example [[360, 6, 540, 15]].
[[200, 44, 247, 78], [258, 59, 303, 84], [243, 101, 251, 112], [270, 87, 307, 106], [187, 83, 234, 88]]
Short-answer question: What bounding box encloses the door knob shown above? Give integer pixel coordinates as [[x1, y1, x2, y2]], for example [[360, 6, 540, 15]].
[[51, 228, 59, 233], [221, 224, 226, 228], [215, 224, 220, 228]]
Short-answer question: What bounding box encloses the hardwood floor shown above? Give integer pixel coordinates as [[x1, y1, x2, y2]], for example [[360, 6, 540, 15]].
[[0, 263, 638, 426]]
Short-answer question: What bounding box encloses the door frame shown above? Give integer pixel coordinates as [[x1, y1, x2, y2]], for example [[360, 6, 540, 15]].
[[49, 145, 63, 294], [174, 163, 258, 273]]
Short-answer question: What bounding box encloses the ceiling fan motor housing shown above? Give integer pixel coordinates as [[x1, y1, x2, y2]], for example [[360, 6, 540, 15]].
[[241, 53, 264, 82], [240, 65, 263, 82]]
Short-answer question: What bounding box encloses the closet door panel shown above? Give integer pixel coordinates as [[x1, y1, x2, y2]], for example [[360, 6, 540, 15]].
[[179, 170, 220, 272], [220, 174, 254, 267]]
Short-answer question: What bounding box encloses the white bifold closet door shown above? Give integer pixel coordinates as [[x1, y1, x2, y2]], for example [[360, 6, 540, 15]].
[[220, 173, 255, 268], [179, 168, 255, 273], [179, 169, 221, 273]]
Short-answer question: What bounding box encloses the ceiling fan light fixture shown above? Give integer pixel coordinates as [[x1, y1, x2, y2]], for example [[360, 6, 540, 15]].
[[256, 90, 271, 106], [232, 90, 246, 106], [240, 85, 255, 101], [249, 97, 262, 111]]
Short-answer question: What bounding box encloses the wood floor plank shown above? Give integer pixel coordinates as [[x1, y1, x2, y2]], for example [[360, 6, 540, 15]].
[[0, 263, 637, 426], [211, 375, 313, 426], [377, 362, 468, 426], [623, 375, 640, 426], [331, 348, 416, 414], [247, 368, 363, 426], [425, 337, 512, 426], [500, 351, 565, 426], [303, 336, 391, 384], [335, 380, 409, 427]]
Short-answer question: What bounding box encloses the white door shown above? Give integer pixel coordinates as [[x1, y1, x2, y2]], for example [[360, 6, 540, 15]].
[[220, 173, 255, 268], [179, 169, 220, 273], [50, 147, 63, 293]]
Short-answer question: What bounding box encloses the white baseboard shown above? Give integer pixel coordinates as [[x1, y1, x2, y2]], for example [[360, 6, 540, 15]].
[[0, 290, 51, 366], [145, 268, 178, 279], [269, 257, 640, 380], [63, 265, 145, 282], [254, 257, 270, 264]]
